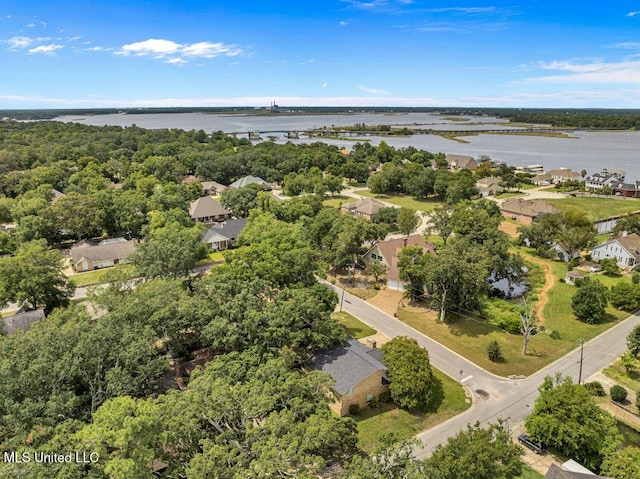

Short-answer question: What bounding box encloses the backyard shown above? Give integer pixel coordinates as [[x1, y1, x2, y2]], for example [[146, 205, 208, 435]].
[[355, 189, 443, 212]]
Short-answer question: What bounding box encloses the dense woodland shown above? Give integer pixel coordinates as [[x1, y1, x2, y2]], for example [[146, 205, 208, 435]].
[[0, 119, 636, 477]]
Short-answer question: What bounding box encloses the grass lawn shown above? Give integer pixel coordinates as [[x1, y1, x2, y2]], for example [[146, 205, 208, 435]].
[[603, 363, 640, 392], [396, 248, 633, 377], [518, 466, 544, 479], [355, 189, 443, 212], [332, 311, 377, 339], [68, 264, 133, 287], [322, 194, 352, 208], [546, 196, 640, 220], [355, 368, 470, 453]]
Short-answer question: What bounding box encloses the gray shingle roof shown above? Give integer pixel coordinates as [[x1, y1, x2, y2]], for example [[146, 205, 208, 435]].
[[341, 197, 388, 216], [544, 464, 611, 479], [229, 175, 271, 189], [310, 338, 386, 394], [201, 218, 248, 243], [2, 309, 45, 335], [70, 238, 137, 265]]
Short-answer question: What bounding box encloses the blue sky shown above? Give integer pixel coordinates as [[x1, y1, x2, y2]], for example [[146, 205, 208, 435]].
[[1, 1, 640, 108]]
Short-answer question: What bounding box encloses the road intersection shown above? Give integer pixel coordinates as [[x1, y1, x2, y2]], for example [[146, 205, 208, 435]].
[[327, 284, 640, 457]]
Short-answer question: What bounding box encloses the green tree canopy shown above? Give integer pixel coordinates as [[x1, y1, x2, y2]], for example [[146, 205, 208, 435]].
[[525, 374, 621, 471], [571, 277, 609, 323], [381, 337, 434, 409]]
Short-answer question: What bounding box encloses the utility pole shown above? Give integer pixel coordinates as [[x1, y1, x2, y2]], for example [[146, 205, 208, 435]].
[[340, 284, 346, 311], [578, 338, 584, 385]]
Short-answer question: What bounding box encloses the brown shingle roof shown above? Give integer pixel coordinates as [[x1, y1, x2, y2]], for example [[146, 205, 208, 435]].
[[188, 196, 231, 219], [500, 198, 560, 217], [373, 235, 436, 281], [445, 154, 477, 169], [616, 232, 640, 260]]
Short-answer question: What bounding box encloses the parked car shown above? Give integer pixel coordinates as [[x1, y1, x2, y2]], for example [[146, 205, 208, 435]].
[[518, 433, 545, 454], [589, 265, 602, 272]]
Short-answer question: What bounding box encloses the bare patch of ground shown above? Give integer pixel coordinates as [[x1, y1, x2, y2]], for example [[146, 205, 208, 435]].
[[498, 221, 520, 238], [519, 254, 556, 326], [366, 288, 404, 316]]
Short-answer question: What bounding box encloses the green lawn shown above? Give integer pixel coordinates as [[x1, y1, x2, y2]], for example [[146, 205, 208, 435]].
[[322, 194, 352, 208], [68, 264, 133, 287], [355, 368, 470, 453], [546, 196, 640, 220], [518, 466, 544, 479], [355, 189, 443, 212], [603, 363, 640, 392], [396, 249, 632, 377], [332, 311, 377, 339]]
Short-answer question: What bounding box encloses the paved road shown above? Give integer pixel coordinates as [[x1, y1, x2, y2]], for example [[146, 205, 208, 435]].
[[328, 284, 640, 457]]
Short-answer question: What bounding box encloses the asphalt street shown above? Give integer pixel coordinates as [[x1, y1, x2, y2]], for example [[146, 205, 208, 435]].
[[326, 284, 640, 457]]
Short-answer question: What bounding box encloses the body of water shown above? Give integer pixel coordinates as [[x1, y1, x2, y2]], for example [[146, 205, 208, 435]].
[[57, 112, 640, 181]]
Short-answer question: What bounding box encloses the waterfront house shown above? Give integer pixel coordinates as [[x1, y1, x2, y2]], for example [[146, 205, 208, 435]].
[[584, 169, 625, 190], [188, 196, 233, 224], [545, 169, 582, 184], [612, 180, 640, 198], [340, 197, 388, 221], [70, 237, 137, 272], [201, 218, 248, 251], [591, 232, 640, 269], [445, 154, 477, 170], [532, 173, 552, 185], [363, 235, 437, 291], [309, 338, 389, 416], [500, 198, 560, 224]]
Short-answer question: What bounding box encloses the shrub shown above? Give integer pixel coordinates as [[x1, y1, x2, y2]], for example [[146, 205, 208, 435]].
[[487, 340, 503, 362], [632, 272, 640, 285], [368, 397, 378, 409], [637, 390, 640, 412], [348, 404, 360, 415], [549, 329, 561, 340], [583, 381, 605, 397], [378, 391, 390, 403], [610, 385, 628, 403]]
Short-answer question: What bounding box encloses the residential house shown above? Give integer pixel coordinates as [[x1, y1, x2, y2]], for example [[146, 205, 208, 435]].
[[363, 235, 437, 291], [201, 180, 228, 196], [475, 177, 504, 197], [591, 232, 640, 269], [532, 173, 552, 186], [515, 164, 544, 174], [340, 197, 388, 221], [229, 175, 272, 190], [2, 308, 45, 335], [445, 154, 477, 170], [201, 218, 248, 251], [565, 270, 585, 285], [612, 180, 640, 198], [309, 338, 390, 416], [70, 237, 138, 272], [551, 243, 580, 262], [500, 198, 560, 224], [188, 196, 233, 224], [544, 462, 611, 478], [545, 169, 582, 184], [584, 169, 624, 190]]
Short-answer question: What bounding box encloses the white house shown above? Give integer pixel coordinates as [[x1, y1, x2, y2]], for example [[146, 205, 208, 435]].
[[591, 232, 640, 269]]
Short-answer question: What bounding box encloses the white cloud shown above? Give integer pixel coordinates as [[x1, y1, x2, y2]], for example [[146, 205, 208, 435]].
[[358, 85, 389, 94], [627, 11, 640, 17], [611, 42, 640, 49], [299, 58, 317, 65], [322, 82, 329, 88], [6, 36, 38, 48], [116, 38, 243, 63], [28, 44, 63, 55], [426, 7, 496, 15], [118, 38, 181, 57], [517, 59, 640, 85], [339, 20, 349, 26], [8, 89, 640, 109]]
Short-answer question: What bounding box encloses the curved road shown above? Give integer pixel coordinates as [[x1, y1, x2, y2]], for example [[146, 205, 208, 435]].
[[327, 284, 640, 457]]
